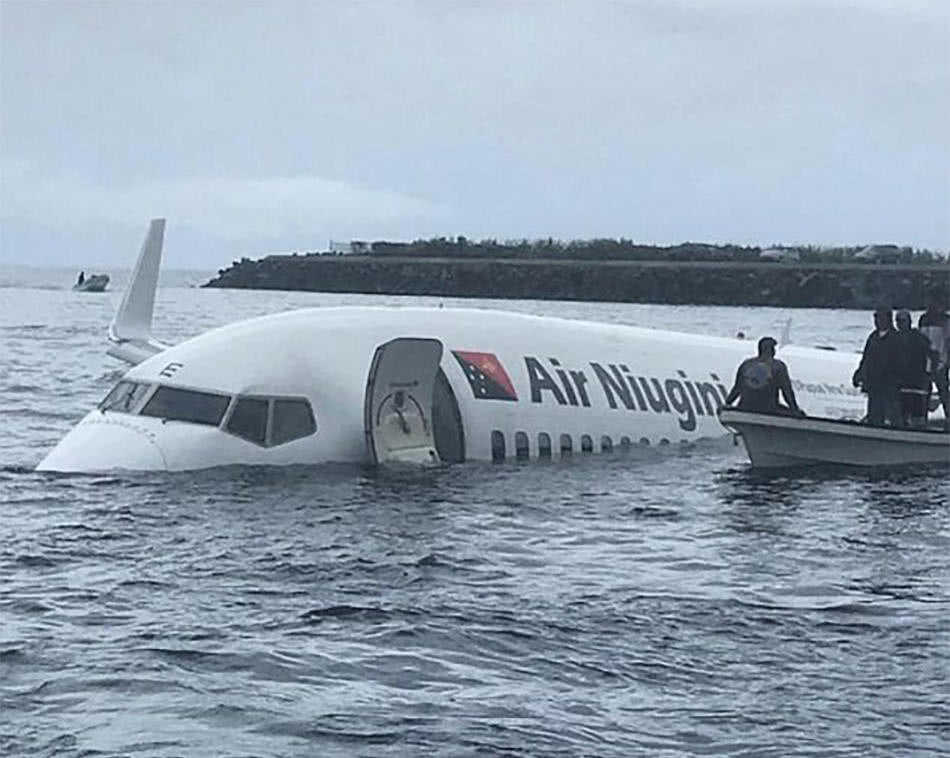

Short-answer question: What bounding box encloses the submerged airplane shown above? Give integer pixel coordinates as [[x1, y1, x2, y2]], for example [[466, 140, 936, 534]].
[[38, 219, 872, 473]]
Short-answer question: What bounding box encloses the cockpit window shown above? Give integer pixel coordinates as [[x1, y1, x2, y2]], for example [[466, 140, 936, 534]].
[[271, 398, 316, 446], [226, 397, 268, 445], [222, 396, 316, 447], [140, 386, 230, 426], [99, 380, 151, 414]]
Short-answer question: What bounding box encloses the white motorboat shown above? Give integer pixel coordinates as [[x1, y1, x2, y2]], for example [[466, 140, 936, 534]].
[[73, 274, 110, 292], [718, 407, 949, 469]]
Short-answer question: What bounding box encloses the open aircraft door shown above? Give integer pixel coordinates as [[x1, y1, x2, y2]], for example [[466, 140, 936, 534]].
[[364, 338, 446, 465]]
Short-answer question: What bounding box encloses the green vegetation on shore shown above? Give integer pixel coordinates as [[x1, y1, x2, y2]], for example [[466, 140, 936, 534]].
[[205, 247, 949, 310], [304, 237, 944, 264]]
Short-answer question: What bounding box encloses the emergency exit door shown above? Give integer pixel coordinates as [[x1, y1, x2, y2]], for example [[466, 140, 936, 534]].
[[364, 338, 444, 465]]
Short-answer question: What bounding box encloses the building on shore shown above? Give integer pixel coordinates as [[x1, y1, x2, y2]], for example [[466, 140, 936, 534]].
[[328, 240, 373, 255]]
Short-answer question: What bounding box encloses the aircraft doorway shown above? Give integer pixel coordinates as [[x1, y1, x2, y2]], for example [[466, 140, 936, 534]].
[[363, 338, 465, 465], [431, 368, 465, 463]]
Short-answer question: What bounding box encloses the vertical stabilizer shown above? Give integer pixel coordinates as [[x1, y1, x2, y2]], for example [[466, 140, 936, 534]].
[[106, 218, 169, 364]]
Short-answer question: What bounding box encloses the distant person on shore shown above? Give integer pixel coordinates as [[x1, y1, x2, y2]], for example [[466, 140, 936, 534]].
[[725, 336, 805, 416], [852, 308, 902, 427], [894, 309, 931, 428], [77, 271, 85, 286], [918, 290, 950, 429]]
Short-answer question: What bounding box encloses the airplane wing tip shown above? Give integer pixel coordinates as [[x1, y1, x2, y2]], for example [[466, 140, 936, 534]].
[[108, 217, 169, 363]]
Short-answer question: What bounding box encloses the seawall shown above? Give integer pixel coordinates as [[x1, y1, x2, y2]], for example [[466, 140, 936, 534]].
[[203, 255, 949, 309]]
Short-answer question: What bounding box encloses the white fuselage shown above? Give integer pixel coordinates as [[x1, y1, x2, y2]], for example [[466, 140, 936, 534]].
[[37, 306, 868, 473]]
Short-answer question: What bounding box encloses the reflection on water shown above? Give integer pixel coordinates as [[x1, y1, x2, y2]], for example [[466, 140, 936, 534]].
[[0, 277, 947, 757]]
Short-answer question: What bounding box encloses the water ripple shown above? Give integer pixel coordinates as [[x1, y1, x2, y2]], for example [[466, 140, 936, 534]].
[[1, 280, 948, 757]]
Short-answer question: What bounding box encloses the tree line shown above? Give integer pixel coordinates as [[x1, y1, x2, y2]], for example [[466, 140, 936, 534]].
[[343, 237, 944, 264]]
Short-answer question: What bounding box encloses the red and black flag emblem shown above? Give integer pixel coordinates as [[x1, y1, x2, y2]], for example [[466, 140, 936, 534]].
[[452, 350, 518, 401]]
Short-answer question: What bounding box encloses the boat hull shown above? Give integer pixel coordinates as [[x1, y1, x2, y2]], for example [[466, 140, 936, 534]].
[[719, 408, 949, 469], [73, 274, 110, 292]]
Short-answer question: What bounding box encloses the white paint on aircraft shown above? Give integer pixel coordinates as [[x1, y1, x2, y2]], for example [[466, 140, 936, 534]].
[[37, 220, 871, 473]]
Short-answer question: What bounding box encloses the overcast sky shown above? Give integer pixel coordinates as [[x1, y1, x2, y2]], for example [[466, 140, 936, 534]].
[[1, 0, 947, 268]]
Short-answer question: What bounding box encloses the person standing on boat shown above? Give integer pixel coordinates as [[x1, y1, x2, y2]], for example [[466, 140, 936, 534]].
[[725, 336, 805, 416], [894, 309, 931, 428], [918, 290, 950, 429], [77, 271, 85, 286], [852, 308, 902, 427]]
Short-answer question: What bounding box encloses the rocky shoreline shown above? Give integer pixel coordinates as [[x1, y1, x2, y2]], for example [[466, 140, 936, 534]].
[[203, 255, 949, 309]]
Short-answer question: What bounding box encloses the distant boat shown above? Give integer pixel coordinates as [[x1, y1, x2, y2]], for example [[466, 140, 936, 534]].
[[718, 407, 949, 469], [73, 274, 110, 292]]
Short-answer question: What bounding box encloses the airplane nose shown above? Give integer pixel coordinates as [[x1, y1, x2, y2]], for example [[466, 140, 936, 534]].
[[36, 414, 168, 472]]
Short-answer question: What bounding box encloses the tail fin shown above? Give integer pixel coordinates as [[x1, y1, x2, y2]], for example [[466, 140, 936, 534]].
[[107, 218, 170, 365]]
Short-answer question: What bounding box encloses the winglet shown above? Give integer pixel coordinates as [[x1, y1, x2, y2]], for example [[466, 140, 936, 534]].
[[779, 316, 793, 347], [110, 218, 165, 342], [107, 218, 170, 364]]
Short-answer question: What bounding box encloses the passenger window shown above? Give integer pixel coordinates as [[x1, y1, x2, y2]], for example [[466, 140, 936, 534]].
[[271, 398, 316, 446], [640, 437, 650, 446], [99, 380, 150, 414], [560, 434, 572, 456], [140, 386, 230, 426], [538, 432, 552, 459], [620, 436, 631, 449], [601, 436, 613, 453], [227, 397, 268, 445], [515, 431, 529, 460], [581, 435, 593, 453], [491, 430, 506, 462]]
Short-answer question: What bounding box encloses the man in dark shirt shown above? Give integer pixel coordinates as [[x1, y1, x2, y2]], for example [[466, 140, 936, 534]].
[[895, 309, 932, 428], [918, 290, 950, 429], [725, 336, 804, 416], [852, 308, 903, 427]]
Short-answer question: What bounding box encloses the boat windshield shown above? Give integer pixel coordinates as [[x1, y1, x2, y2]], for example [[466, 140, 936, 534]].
[[99, 380, 152, 414]]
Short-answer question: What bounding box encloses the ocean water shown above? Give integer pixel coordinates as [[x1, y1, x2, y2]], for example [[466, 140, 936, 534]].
[[1, 266, 948, 758]]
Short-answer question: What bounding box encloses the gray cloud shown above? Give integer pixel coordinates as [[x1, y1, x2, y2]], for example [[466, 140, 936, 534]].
[[2, 159, 447, 239], [1, 0, 947, 267]]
